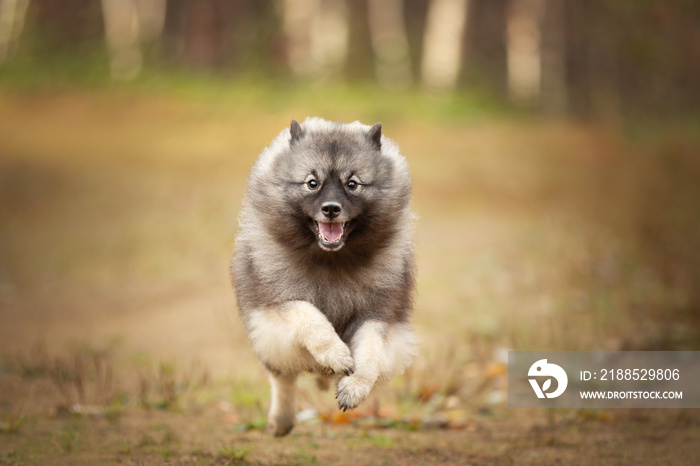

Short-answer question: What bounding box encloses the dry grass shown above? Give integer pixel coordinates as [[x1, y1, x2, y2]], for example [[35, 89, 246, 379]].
[[0, 91, 699, 463]]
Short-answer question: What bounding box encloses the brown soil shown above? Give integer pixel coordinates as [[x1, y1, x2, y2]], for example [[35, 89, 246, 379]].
[[1, 92, 699, 465]]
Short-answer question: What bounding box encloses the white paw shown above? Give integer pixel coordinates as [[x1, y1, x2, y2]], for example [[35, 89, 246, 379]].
[[336, 374, 374, 411], [306, 335, 355, 376]]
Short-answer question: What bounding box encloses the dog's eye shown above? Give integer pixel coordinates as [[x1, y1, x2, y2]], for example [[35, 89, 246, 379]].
[[307, 179, 319, 190], [347, 180, 358, 190]]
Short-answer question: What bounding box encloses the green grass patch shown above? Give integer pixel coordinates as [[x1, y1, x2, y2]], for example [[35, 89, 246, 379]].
[[0, 55, 515, 125], [362, 433, 397, 448], [0, 406, 30, 435], [217, 445, 251, 463]]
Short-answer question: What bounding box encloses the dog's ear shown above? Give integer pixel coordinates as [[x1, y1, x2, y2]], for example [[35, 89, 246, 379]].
[[290, 119, 304, 144], [368, 122, 382, 150]]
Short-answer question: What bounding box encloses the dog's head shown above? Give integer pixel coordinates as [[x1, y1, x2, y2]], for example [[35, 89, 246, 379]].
[[249, 118, 412, 258], [289, 119, 387, 252]]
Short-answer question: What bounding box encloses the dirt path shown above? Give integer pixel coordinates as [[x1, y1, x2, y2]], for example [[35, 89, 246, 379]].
[[1, 93, 699, 464], [2, 375, 699, 466], [2, 363, 699, 466]]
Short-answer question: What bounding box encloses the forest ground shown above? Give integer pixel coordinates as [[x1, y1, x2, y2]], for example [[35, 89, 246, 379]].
[[1, 91, 699, 465]]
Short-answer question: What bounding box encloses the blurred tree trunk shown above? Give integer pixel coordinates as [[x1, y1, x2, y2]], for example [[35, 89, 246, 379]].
[[403, 0, 429, 84], [367, 0, 412, 89], [101, 0, 141, 79], [564, 1, 618, 119], [134, 0, 165, 44], [239, 0, 283, 74], [505, 0, 545, 106], [345, 0, 373, 81], [161, 0, 185, 61], [280, 0, 315, 76], [281, 0, 348, 80], [310, 0, 349, 79], [586, 1, 619, 121], [101, 0, 166, 79], [539, 0, 566, 115], [563, 1, 586, 116], [463, 0, 508, 95], [160, 0, 281, 74], [5, 0, 698, 117], [27, 0, 103, 52], [160, 0, 231, 70], [180, 0, 226, 68], [0, 0, 30, 62], [421, 0, 470, 91]]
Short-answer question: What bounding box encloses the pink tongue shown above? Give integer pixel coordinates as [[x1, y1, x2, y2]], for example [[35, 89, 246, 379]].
[[319, 222, 343, 242]]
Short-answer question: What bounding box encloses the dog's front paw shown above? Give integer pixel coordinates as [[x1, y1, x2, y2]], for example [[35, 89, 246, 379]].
[[336, 374, 374, 411], [307, 335, 355, 376]]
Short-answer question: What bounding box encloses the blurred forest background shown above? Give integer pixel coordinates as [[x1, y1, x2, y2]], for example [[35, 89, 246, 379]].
[[1, 1, 700, 464], [0, 0, 698, 117]]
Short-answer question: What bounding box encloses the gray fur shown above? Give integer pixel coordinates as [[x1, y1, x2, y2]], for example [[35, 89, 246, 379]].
[[231, 118, 416, 432], [233, 117, 415, 338]]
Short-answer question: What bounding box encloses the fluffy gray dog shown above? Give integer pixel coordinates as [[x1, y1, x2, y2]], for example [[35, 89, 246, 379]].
[[232, 117, 417, 436]]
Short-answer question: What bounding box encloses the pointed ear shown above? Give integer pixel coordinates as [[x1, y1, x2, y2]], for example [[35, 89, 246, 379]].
[[368, 122, 382, 150], [290, 119, 304, 143]]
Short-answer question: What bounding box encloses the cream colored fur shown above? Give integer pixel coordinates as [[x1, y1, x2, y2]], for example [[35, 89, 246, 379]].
[[246, 301, 355, 375], [337, 320, 417, 410], [247, 302, 417, 422], [267, 372, 297, 437]]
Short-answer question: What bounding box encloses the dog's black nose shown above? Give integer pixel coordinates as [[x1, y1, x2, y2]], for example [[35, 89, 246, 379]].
[[321, 202, 342, 219]]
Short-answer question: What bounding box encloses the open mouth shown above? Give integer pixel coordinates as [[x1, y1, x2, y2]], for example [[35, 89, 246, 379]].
[[313, 221, 348, 250]]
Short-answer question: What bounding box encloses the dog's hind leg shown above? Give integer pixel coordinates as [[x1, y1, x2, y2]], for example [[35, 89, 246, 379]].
[[336, 321, 417, 411], [267, 371, 297, 437]]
